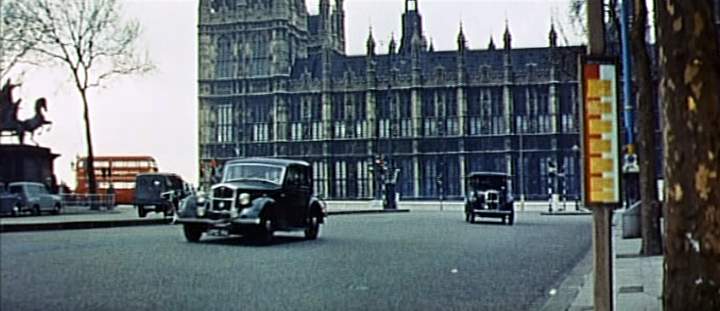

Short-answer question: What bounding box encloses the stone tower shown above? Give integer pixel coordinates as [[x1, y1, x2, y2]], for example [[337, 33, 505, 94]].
[[197, 0, 309, 80], [399, 0, 423, 55]]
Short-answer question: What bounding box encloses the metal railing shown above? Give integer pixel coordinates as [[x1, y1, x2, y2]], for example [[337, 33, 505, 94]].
[[60, 194, 116, 210]]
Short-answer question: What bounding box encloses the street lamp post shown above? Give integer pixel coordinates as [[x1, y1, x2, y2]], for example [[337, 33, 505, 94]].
[[384, 83, 397, 210], [519, 130, 525, 211], [572, 144, 580, 210]]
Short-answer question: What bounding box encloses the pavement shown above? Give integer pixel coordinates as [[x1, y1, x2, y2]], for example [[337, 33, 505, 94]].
[[544, 210, 664, 311], [3, 200, 663, 310], [1, 210, 593, 311]]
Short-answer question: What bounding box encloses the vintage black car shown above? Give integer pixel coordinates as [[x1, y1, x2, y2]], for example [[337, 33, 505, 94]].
[[176, 158, 326, 243], [134, 173, 189, 218], [464, 172, 515, 225]]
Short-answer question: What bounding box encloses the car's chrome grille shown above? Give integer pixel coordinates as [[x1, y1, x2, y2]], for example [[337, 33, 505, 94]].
[[213, 187, 234, 199]]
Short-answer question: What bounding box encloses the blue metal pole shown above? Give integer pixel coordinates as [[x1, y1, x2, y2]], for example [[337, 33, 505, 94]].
[[620, 0, 634, 155]]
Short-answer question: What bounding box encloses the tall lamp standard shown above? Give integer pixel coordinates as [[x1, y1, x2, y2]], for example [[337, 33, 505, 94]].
[[383, 82, 398, 210], [519, 127, 525, 211], [572, 144, 581, 210]]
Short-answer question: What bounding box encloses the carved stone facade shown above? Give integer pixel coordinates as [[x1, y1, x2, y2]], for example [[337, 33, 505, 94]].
[[198, 0, 585, 200]]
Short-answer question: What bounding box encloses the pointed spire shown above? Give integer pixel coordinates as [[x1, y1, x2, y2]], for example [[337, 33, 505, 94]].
[[428, 38, 435, 52], [319, 0, 330, 33], [503, 19, 512, 50], [548, 22, 558, 48], [389, 33, 397, 54], [457, 22, 467, 51], [366, 26, 376, 56], [488, 36, 496, 50]]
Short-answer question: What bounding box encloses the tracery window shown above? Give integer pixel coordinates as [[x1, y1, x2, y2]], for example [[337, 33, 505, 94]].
[[216, 36, 234, 78]]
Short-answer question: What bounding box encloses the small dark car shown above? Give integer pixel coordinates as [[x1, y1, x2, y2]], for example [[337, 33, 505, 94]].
[[6, 182, 63, 216], [464, 172, 515, 225], [176, 158, 326, 244], [134, 173, 189, 218]]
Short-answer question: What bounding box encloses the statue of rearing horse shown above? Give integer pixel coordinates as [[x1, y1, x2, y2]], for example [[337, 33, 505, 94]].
[[0, 79, 52, 145]]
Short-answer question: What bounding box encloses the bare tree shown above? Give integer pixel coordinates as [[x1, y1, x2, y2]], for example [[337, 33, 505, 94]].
[[631, 0, 662, 256], [5, 0, 153, 196], [568, 0, 621, 40], [1, 0, 38, 79], [655, 0, 720, 309]]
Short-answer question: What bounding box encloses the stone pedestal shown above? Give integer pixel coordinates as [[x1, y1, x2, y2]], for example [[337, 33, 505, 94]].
[[0, 144, 59, 192]]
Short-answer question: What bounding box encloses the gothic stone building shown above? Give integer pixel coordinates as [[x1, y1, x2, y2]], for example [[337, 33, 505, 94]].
[[198, 0, 585, 201]]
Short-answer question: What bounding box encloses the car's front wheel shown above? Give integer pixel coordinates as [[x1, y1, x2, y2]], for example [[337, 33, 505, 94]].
[[163, 202, 175, 217], [51, 204, 62, 215], [304, 215, 320, 240], [256, 218, 274, 245], [12, 204, 21, 217], [183, 224, 203, 242]]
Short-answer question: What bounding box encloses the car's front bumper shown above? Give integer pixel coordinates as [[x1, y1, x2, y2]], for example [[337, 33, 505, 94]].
[[176, 216, 262, 228], [469, 209, 513, 218]]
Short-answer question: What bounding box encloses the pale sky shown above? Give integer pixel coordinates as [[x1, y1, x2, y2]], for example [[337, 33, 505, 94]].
[[3, 0, 584, 188]]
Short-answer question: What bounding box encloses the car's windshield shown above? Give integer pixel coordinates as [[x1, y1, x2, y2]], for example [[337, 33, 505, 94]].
[[468, 176, 506, 192], [223, 163, 284, 184]]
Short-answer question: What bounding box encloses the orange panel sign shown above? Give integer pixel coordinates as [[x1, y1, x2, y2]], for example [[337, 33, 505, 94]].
[[582, 60, 620, 206]]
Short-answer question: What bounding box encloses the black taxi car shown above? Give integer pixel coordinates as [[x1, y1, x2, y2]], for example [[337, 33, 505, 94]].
[[134, 173, 189, 218], [464, 172, 515, 225], [176, 158, 326, 243]]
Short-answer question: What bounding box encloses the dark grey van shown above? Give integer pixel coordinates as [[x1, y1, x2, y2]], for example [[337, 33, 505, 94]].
[[134, 173, 188, 218]]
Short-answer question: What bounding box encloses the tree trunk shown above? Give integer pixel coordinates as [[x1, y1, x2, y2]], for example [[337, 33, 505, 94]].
[[631, 0, 662, 256], [81, 89, 97, 198], [656, 0, 720, 309]]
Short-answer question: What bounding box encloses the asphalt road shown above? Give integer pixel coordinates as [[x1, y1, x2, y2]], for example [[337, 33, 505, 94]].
[[0, 211, 591, 311]]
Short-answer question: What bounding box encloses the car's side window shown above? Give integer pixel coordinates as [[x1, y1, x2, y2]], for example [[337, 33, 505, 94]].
[[9, 186, 21, 194], [286, 166, 301, 187], [298, 167, 310, 188], [36, 185, 48, 195]]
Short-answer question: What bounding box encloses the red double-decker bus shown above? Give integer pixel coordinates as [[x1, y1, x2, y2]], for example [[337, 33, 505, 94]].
[[75, 156, 158, 205]]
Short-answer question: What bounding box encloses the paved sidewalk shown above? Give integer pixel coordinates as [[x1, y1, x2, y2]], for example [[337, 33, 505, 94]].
[[566, 213, 664, 311]]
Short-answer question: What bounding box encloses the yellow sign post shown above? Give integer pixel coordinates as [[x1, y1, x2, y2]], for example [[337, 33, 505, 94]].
[[581, 60, 621, 207]]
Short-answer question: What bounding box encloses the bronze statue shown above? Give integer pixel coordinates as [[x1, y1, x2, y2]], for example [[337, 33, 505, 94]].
[[0, 79, 52, 145]]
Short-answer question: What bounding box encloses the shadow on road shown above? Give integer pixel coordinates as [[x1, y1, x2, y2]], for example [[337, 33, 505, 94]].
[[467, 220, 509, 226], [195, 234, 311, 247]]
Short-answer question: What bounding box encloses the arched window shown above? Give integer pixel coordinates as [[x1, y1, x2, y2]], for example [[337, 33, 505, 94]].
[[216, 36, 234, 78]]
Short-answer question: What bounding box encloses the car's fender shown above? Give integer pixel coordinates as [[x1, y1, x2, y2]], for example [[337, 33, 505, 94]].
[[178, 194, 205, 218], [308, 196, 326, 223], [240, 197, 276, 220]]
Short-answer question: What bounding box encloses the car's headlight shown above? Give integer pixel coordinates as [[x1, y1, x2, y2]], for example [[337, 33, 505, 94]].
[[196, 205, 206, 217], [197, 196, 206, 204], [238, 193, 250, 206], [468, 191, 477, 202]]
